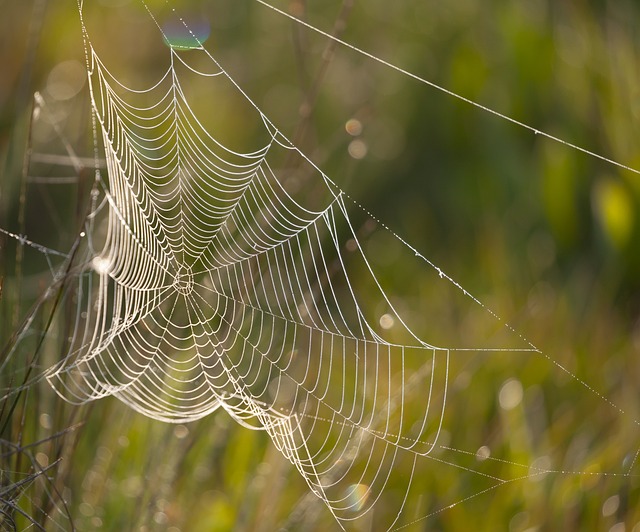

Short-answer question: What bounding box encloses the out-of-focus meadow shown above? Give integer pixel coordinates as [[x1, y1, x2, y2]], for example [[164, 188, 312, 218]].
[[2, 0, 640, 530]]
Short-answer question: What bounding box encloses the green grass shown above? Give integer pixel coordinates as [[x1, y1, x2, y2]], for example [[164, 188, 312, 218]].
[[2, 1, 640, 530]]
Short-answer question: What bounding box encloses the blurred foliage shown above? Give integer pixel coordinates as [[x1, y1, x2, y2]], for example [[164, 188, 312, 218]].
[[2, 0, 640, 530]]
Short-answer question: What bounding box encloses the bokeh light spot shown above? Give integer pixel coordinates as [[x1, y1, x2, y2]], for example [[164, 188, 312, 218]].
[[475, 445, 491, 461], [344, 483, 370, 512], [348, 139, 368, 159], [499, 379, 523, 411], [379, 313, 395, 329], [46, 60, 86, 101], [163, 17, 210, 50], [345, 118, 363, 136], [92, 256, 111, 275], [602, 494, 620, 517], [592, 178, 634, 249]]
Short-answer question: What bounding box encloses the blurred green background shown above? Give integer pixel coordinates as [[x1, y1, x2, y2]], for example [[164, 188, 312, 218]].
[[2, 0, 640, 530]]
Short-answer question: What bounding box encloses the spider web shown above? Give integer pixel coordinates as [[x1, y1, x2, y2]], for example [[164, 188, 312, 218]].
[[46, 6, 472, 527], [3, 0, 639, 530]]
